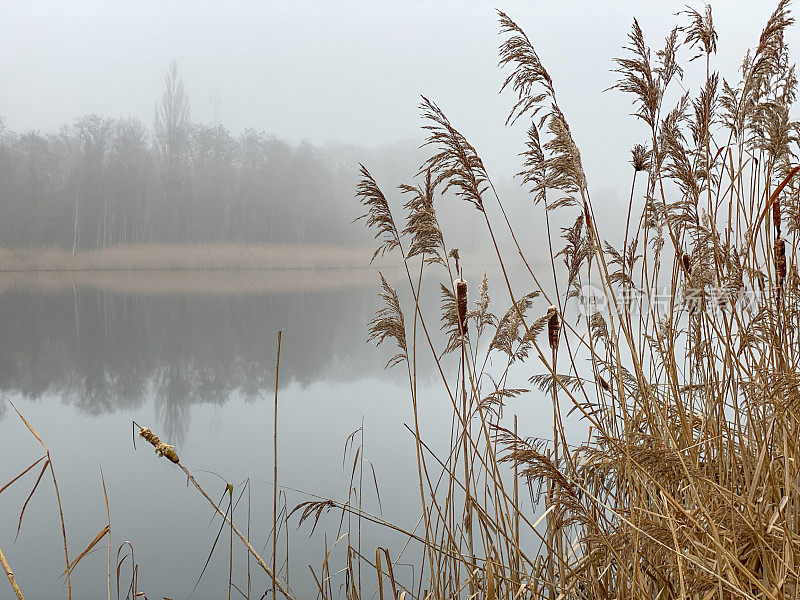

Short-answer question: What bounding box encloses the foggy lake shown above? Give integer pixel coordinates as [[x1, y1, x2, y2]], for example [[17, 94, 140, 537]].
[[0, 269, 549, 599], [0, 271, 410, 598]]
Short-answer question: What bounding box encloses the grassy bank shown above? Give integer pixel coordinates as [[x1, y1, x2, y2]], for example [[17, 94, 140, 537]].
[[0, 243, 393, 272]]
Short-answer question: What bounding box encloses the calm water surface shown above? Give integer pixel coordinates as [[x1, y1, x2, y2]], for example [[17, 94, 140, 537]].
[[0, 269, 547, 599]]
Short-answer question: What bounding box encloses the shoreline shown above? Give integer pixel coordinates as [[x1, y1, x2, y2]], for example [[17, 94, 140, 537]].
[[0, 267, 394, 295], [0, 243, 393, 272]]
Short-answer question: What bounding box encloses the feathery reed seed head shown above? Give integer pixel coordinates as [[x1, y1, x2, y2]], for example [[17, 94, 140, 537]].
[[630, 143, 651, 172]]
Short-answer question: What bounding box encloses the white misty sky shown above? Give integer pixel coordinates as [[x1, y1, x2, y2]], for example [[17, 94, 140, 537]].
[[0, 0, 789, 206]]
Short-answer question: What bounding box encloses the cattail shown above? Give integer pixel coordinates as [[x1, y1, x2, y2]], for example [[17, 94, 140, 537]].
[[547, 305, 560, 351], [775, 236, 787, 287], [583, 201, 592, 234], [773, 198, 782, 237], [790, 264, 800, 288], [139, 427, 180, 464], [456, 279, 468, 334]]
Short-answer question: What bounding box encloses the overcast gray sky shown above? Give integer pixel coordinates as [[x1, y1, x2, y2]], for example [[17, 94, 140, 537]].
[[0, 0, 789, 202]]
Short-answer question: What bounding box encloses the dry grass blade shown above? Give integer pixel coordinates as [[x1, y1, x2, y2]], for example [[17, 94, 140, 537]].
[[15, 459, 50, 541], [100, 468, 111, 600], [7, 401, 47, 452], [7, 404, 73, 599], [754, 165, 800, 233], [0, 456, 46, 496], [61, 525, 110, 577]]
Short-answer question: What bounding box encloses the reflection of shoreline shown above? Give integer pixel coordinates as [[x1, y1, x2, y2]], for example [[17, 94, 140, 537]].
[[0, 284, 395, 441], [0, 266, 502, 440], [0, 267, 406, 295]]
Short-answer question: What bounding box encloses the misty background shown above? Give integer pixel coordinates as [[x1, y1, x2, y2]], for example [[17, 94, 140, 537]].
[[0, 2, 797, 598], [0, 1, 785, 254]]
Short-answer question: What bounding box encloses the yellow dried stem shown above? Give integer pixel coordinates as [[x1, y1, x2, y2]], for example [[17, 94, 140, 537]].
[[0, 544, 24, 600]]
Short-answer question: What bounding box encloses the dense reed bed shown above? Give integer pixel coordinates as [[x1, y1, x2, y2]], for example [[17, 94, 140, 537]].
[[4, 2, 800, 599], [341, 2, 800, 598]]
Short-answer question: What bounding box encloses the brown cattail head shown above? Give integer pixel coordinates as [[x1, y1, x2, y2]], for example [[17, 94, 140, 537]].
[[547, 305, 560, 352], [775, 236, 787, 287], [682, 252, 691, 275], [583, 201, 592, 233], [456, 279, 468, 334], [773, 198, 782, 237], [139, 427, 180, 464]]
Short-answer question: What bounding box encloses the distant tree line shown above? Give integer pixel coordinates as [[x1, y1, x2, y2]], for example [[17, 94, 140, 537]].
[[0, 61, 408, 250]]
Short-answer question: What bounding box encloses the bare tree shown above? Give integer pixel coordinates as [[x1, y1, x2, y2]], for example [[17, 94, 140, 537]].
[[154, 60, 190, 236], [154, 60, 190, 173]]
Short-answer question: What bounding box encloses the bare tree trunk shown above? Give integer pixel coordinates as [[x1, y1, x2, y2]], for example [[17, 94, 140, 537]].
[[72, 186, 79, 254]]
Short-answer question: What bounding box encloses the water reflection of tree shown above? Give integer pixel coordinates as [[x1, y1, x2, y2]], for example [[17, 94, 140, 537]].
[[0, 284, 429, 437]]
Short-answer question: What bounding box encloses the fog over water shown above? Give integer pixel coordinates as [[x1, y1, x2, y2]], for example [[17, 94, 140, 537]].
[[0, 1, 782, 231], [0, 1, 791, 598]]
